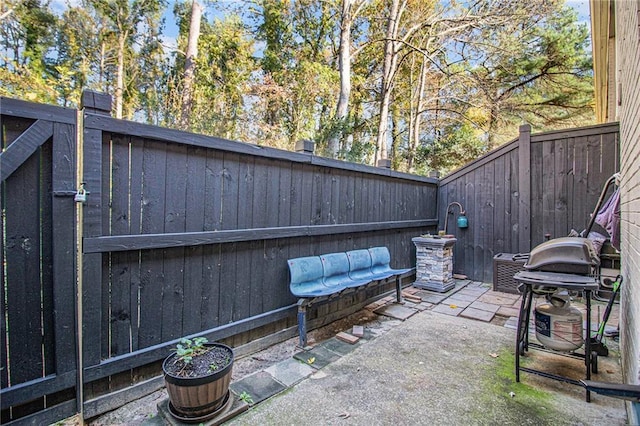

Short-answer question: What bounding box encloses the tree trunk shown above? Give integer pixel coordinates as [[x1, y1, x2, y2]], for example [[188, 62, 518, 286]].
[[115, 32, 127, 119], [375, 0, 403, 165], [409, 56, 428, 171], [180, 0, 202, 130], [329, 0, 354, 157]]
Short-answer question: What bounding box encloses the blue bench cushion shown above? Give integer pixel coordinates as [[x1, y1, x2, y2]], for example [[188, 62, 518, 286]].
[[321, 252, 370, 289], [288, 256, 335, 297], [368, 247, 411, 277]]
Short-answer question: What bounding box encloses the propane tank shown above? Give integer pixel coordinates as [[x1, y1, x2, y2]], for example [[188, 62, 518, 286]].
[[534, 291, 583, 352]]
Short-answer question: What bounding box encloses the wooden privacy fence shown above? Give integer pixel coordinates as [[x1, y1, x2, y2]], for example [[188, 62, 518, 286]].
[[438, 123, 620, 283], [1, 92, 438, 425]]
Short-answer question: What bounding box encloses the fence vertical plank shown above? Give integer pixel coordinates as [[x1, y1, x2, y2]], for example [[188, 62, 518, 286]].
[[482, 164, 495, 281], [264, 159, 281, 228], [301, 165, 314, 226], [201, 150, 224, 329], [128, 137, 144, 351], [321, 169, 332, 225], [4, 140, 44, 384], [530, 141, 544, 246], [509, 149, 520, 253], [138, 140, 167, 349], [542, 140, 555, 242], [462, 173, 474, 275], [162, 143, 188, 340], [183, 146, 206, 336], [571, 135, 588, 232], [341, 173, 355, 247], [518, 124, 532, 253], [235, 157, 253, 319], [108, 134, 133, 356], [219, 152, 240, 324], [566, 136, 576, 237], [250, 159, 269, 316], [38, 138, 56, 377], [82, 122, 104, 367], [311, 167, 323, 225], [493, 155, 506, 257], [553, 139, 568, 237], [450, 179, 463, 274]]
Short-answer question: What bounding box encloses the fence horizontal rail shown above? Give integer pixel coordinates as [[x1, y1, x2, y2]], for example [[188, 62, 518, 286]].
[[82, 304, 297, 382], [83, 220, 437, 253], [0, 371, 76, 409]]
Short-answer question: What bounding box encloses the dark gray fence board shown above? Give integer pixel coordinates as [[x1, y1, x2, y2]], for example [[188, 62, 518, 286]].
[[509, 149, 519, 253], [41, 140, 55, 377], [531, 140, 544, 242], [82, 124, 105, 367], [50, 120, 79, 374], [1, 97, 76, 124], [5, 150, 45, 384], [493, 154, 506, 255], [440, 122, 620, 282]]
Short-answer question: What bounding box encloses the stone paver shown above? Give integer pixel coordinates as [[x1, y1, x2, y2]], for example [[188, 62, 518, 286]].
[[264, 358, 315, 387], [460, 307, 495, 322], [443, 292, 478, 302], [457, 287, 489, 297], [293, 345, 341, 369], [432, 303, 464, 316], [497, 306, 521, 318], [230, 371, 287, 405], [468, 300, 500, 313], [322, 336, 364, 356], [503, 316, 519, 330], [478, 293, 521, 306], [441, 297, 471, 308], [374, 303, 418, 320], [414, 291, 449, 304]]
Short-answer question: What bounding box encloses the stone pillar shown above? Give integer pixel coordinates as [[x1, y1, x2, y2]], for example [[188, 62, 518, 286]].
[[412, 236, 457, 292]]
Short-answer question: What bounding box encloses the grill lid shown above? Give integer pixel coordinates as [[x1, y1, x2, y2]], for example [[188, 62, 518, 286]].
[[524, 237, 600, 273]]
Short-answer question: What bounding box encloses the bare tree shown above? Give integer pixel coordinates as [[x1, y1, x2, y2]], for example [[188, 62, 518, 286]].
[[329, 0, 367, 157], [180, 0, 202, 129]]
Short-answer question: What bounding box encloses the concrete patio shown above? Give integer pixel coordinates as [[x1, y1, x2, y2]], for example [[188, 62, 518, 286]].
[[86, 280, 626, 426]]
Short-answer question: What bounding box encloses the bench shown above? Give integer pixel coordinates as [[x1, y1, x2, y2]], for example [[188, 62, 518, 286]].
[[288, 246, 412, 347]]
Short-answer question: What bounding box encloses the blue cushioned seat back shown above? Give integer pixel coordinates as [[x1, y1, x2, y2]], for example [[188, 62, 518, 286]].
[[288, 256, 333, 297], [320, 253, 351, 288], [369, 247, 393, 277], [368, 246, 412, 276], [346, 249, 374, 280]]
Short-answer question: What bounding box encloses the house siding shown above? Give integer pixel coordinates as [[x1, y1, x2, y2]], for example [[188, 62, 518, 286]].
[[615, 0, 640, 422]]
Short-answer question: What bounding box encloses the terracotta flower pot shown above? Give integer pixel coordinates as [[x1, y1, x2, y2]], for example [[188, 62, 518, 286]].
[[162, 342, 234, 422]]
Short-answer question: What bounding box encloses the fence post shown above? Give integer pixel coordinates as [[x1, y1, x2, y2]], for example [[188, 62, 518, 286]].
[[78, 90, 112, 418], [518, 124, 531, 253], [295, 139, 315, 154], [81, 90, 112, 116]]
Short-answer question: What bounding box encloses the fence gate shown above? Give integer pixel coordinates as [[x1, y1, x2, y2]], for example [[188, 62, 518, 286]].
[[1, 98, 79, 425]]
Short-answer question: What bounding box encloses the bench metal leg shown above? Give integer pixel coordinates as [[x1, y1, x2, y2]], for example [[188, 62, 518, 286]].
[[297, 299, 308, 348], [395, 276, 403, 303]]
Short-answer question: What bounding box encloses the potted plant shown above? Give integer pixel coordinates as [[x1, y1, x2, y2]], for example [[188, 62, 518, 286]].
[[162, 337, 234, 422]]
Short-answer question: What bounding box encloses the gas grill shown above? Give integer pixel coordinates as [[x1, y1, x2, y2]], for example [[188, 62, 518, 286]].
[[513, 237, 601, 402]]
